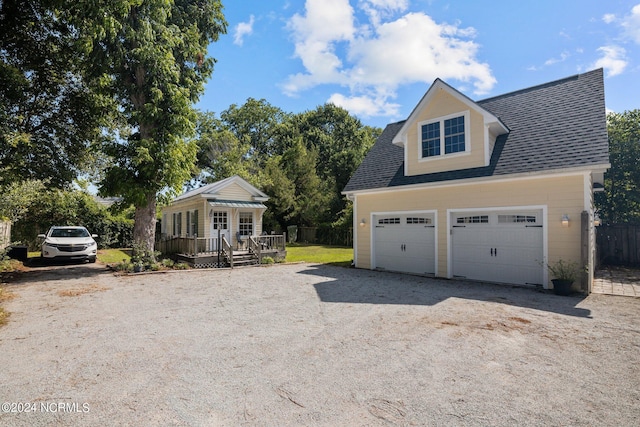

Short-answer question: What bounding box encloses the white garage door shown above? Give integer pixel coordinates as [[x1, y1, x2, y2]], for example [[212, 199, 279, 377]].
[[374, 214, 435, 275], [451, 211, 543, 286]]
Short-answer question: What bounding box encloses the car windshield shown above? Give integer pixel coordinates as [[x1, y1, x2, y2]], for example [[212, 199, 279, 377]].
[[50, 228, 90, 238]]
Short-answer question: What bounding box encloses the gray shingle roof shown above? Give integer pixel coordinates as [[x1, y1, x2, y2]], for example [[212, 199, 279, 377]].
[[343, 69, 609, 193]]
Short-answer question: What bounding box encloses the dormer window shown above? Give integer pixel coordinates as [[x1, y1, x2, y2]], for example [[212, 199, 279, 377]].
[[419, 111, 470, 160]]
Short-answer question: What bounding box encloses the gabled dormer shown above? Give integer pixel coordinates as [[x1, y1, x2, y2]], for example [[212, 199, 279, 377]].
[[392, 79, 509, 176]]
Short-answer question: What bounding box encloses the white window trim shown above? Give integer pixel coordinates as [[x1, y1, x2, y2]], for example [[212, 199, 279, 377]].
[[417, 110, 471, 162], [238, 211, 254, 236], [187, 210, 199, 237]]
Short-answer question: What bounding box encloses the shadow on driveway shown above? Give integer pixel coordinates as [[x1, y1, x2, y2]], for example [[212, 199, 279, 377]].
[[301, 264, 592, 318], [2, 257, 110, 286]]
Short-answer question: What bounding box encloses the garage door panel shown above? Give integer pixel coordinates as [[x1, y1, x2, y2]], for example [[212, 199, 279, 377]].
[[374, 214, 435, 275], [452, 211, 543, 286]]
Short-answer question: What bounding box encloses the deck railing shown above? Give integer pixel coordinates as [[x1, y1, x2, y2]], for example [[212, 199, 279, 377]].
[[221, 235, 233, 268], [156, 234, 286, 258], [156, 236, 221, 256], [248, 236, 261, 262]]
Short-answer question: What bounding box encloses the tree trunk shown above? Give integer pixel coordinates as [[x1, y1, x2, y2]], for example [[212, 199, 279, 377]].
[[133, 193, 157, 261]]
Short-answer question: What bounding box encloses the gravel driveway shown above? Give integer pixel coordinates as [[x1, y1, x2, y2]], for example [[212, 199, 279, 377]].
[[1, 262, 639, 426]]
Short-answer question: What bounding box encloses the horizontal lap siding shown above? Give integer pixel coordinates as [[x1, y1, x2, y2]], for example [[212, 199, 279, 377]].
[[356, 174, 585, 278], [406, 91, 487, 175], [217, 183, 254, 201], [162, 199, 208, 237]]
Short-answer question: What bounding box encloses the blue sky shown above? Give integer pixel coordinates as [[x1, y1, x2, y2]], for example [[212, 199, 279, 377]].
[[197, 0, 640, 128]]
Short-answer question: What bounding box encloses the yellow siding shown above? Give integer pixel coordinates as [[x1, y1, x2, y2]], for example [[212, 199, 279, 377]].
[[355, 174, 586, 286], [406, 90, 487, 175], [218, 183, 254, 201]]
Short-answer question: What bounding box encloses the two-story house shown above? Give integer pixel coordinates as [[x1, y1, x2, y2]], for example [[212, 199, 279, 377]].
[[343, 69, 610, 293]]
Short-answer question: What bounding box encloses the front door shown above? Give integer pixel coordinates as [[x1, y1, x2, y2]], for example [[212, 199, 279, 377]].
[[210, 210, 230, 248]]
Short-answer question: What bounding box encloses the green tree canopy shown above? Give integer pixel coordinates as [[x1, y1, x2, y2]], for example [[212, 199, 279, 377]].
[[194, 100, 380, 232], [596, 110, 640, 224], [73, 0, 227, 258], [0, 0, 108, 187], [287, 104, 381, 221]]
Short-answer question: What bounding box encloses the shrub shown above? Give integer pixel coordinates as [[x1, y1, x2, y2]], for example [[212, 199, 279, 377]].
[[546, 259, 581, 282], [261, 256, 275, 265], [173, 262, 190, 270], [113, 261, 133, 273], [161, 258, 175, 268]]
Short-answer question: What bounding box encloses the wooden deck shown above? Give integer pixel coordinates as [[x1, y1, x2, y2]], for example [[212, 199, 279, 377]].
[[157, 234, 286, 268]]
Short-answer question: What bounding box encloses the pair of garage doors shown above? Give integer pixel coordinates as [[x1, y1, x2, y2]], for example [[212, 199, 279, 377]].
[[373, 210, 543, 286]]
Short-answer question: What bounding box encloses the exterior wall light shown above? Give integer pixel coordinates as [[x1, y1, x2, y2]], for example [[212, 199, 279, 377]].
[[561, 214, 570, 227], [359, 218, 366, 227]]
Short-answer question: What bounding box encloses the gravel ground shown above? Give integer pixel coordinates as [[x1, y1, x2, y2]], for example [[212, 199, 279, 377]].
[[0, 262, 639, 426]]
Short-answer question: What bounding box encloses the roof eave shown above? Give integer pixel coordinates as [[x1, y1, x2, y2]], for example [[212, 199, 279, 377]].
[[342, 163, 611, 197], [391, 78, 508, 146]]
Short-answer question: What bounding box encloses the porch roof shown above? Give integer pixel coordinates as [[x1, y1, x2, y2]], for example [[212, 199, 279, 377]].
[[208, 199, 267, 209]]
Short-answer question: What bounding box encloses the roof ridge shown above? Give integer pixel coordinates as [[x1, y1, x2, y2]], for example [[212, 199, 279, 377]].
[[477, 68, 603, 104]]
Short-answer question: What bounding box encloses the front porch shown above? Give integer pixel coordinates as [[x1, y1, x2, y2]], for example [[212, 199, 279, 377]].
[[156, 234, 287, 268]]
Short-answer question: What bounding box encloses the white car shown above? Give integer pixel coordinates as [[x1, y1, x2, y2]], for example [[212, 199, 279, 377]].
[[38, 226, 98, 263]]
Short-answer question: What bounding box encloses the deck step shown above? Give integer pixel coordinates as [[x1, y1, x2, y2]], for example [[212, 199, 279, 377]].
[[232, 252, 259, 266]]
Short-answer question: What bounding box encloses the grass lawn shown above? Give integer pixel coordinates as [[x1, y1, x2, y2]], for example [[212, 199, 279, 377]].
[[27, 249, 132, 265], [27, 246, 353, 267], [285, 243, 353, 267], [97, 249, 131, 264]]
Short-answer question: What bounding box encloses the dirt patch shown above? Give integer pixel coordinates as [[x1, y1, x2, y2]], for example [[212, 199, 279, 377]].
[[0, 263, 638, 426], [57, 284, 110, 297]]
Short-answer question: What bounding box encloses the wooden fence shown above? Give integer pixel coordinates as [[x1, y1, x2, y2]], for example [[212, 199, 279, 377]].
[[596, 224, 640, 266], [298, 226, 353, 247]]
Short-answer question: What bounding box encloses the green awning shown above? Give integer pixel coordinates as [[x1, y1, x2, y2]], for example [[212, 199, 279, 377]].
[[208, 199, 267, 209]]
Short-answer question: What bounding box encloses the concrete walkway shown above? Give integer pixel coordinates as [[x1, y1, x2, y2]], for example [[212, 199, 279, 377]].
[[592, 266, 640, 297]]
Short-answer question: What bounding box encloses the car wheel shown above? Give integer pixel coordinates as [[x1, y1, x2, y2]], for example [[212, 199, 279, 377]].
[[89, 256, 97, 263]]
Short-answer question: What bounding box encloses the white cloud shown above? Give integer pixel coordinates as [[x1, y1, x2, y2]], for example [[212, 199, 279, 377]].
[[591, 45, 628, 77], [283, 0, 496, 118], [328, 92, 401, 117], [347, 13, 494, 93], [284, 0, 355, 92], [544, 51, 570, 66], [621, 4, 640, 44], [359, 0, 408, 27], [602, 13, 616, 24], [233, 15, 255, 46]]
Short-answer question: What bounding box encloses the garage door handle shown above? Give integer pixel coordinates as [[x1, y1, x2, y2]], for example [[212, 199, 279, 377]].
[[491, 248, 494, 256]]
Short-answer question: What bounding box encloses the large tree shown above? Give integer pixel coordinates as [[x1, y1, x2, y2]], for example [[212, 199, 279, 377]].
[[286, 104, 380, 222], [0, 0, 107, 187], [74, 0, 227, 258], [193, 111, 253, 187], [194, 100, 381, 231], [595, 110, 640, 224]]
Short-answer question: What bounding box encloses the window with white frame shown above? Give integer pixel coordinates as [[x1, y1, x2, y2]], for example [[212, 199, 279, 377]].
[[211, 211, 227, 230], [239, 212, 253, 236], [172, 212, 182, 236], [186, 210, 198, 237], [420, 112, 469, 159]]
